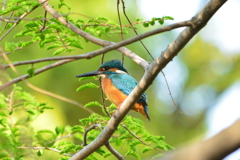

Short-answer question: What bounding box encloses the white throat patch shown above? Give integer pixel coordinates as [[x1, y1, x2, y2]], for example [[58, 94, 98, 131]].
[[98, 74, 106, 78]]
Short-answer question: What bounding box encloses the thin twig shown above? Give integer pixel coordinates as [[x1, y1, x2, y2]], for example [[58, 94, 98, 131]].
[[105, 141, 124, 160], [121, 125, 163, 152], [82, 123, 101, 146], [56, 29, 68, 49], [0, 5, 39, 41], [40, 10, 47, 32], [117, 0, 124, 41], [121, 0, 154, 60], [17, 146, 73, 157], [100, 55, 111, 117], [47, 134, 72, 145], [116, 0, 125, 63], [161, 71, 182, 114], [0, 17, 17, 23]]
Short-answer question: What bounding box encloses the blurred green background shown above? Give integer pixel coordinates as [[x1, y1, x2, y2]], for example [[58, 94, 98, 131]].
[[1, 0, 240, 159]]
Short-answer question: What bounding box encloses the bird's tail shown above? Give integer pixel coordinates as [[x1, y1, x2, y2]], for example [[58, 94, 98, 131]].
[[143, 104, 151, 122], [133, 103, 151, 121]]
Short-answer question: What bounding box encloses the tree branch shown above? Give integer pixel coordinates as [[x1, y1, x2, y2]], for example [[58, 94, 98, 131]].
[[121, 125, 163, 152], [157, 119, 240, 160], [82, 123, 124, 160], [2, 20, 191, 69], [70, 0, 228, 159], [0, 20, 192, 91], [105, 141, 124, 160]]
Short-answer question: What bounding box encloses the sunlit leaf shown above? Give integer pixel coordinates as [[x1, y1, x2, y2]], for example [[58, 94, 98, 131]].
[[84, 101, 102, 108], [76, 83, 98, 92]]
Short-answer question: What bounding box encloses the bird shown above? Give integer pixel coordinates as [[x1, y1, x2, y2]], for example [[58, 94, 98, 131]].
[[76, 59, 150, 121]]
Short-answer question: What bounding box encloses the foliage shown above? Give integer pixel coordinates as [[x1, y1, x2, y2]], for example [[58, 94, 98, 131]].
[[0, 85, 53, 159], [0, 84, 172, 159]]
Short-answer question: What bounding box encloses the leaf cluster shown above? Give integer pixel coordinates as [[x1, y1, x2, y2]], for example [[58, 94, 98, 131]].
[[0, 85, 53, 159], [142, 16, 174, 27], [0, 0, 40, 16]]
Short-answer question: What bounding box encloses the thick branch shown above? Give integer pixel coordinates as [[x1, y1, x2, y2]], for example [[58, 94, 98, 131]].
[[70, 0, 228, 159], [157, 119, 240, 160]]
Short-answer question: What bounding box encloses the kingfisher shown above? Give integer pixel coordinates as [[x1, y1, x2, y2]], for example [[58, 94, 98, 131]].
[[76, 59, 150, 121]]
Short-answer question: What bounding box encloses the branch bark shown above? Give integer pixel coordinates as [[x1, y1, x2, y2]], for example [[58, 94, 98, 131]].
[[70, 0, 228, 159], [157, 119, 240, 160]]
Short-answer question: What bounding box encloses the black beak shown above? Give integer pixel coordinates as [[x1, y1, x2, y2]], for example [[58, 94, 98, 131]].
[[76, 70, 104, 78]]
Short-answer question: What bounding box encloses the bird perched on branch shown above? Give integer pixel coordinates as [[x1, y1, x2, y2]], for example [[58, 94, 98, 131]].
[[76, 59, 150, 121]]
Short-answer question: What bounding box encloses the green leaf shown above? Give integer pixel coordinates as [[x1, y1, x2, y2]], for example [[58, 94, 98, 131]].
[[78, 76, 98, 81], [103, 152, 111, 158], [158, 19, 164, 25], [95, 148, 105, 156], [0, 6, 22, 16], [141, 146, 153, 153], [46, 44, 62, 50], [79, 118, 89, 126], [58, 2, 71, 10], [76, 82, 98, 92], [125, 151, 141, 160], [130, 140, 141, 147], [26, 110, 35, 115], [71, 125, 84, 132], [152, 153, 164, 159], [40, 106, 54, 110], [55, 126, 65, 135], [53, 48, 65, 55], [27, 67, 35, 77], [150, 20, 155, 26], [143, 22, 149, 27], [84, 101, 101, 108], [101, 107, 108, 116], [37, 149, 43, 156], [136, 18, 143, 22], [5, 42, 18, 53], [163, 16, 174, 20]]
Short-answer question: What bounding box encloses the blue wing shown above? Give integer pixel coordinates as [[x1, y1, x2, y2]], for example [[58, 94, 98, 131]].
[[108, 74, 147, 105]]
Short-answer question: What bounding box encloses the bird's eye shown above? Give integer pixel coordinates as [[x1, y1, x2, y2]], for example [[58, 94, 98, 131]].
[[100, 66, 109, 71]]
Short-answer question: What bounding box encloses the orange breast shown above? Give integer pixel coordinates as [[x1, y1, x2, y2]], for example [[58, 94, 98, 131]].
[[101, 77, 148, 119], [101, 77, 127, 106]]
